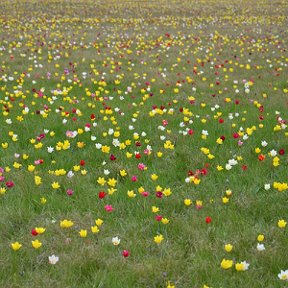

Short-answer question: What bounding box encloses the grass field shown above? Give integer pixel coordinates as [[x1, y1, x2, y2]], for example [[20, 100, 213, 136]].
[[0, 0, 287, 287]]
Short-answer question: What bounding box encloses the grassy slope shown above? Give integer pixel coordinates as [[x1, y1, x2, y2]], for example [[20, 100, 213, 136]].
[[0, 1, 287, 287]]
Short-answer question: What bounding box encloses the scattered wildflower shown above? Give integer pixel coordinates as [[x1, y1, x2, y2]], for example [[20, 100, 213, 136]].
[[257, 234, 265, 242], [257, 243, 265, 251], [278, 270, 288, 281], [35, 227, 46, 234], [278, 219, 287, 228], [235, 261, 250, 271], [51, 182, 60, 189], [91, 226, 100, 234], [154, 234, 164, 244], [184, 198, 192, 206], [122, 250, 129, 257], [40, 197, 47, 204], [127, 190, 136, 198], [11, 242, 22, 251], [167, 281, 175, 288], [205, 217, 212, 224], [31, 239, 42, 249], [47, 146, 54, 153], [48, 255, 59, 265], [95, 219, 103, 226], [120, 170, 127, 177], [97, 177, 106, 186], [104, 205, 113, 212], [60, 220, 74, 228], [112, 236, 121, 246], [264, 184, 271, 190], [0, 187, 7, 195], [221, 259, 233, 269], [66, 189, 74, 196], [79, 229, 88, 238], [224, 244, 233, 252]]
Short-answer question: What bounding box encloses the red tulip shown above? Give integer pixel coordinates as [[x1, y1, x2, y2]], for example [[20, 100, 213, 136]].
[[205, 217, 212, 224], [122, 250, 129, 257]]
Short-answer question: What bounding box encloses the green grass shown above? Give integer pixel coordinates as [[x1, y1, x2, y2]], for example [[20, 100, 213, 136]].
[[0, 0, 288, 287]]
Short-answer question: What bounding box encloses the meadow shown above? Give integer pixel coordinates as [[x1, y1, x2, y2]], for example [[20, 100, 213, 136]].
[[0, 0, 287, 287]]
